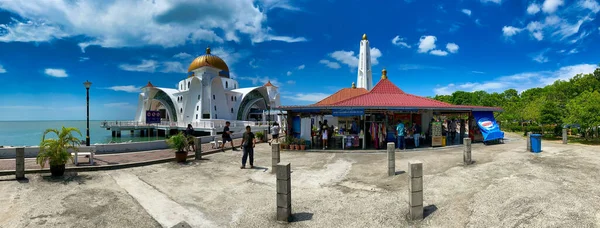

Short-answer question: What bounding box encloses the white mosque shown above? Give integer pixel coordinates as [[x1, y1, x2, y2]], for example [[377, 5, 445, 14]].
[[133, 46, 281, 125]]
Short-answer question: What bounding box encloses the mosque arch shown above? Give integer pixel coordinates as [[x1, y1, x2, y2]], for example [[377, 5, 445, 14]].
[[152, 90, 178, 122], [237, 89, 269, 120]]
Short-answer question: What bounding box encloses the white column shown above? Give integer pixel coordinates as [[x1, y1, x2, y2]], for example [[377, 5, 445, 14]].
[[357, 38, 373, 90]]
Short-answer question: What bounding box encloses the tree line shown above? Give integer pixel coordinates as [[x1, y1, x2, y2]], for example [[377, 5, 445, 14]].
[[432, 67, 600, 134]]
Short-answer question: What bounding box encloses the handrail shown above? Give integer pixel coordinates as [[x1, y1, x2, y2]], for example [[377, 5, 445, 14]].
[[100, 120, 272, 129]]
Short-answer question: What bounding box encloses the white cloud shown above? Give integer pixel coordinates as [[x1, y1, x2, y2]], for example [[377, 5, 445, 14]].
[[472, 71, 485, 74], [532, 52, 549, 63], [283, 93, 330, 102], [462, 9, 472, 16], [286, 80, 296, 85], [106, 86, 142, 93], [173, 52, 193, 59], [434, 63, 597, 95], [0, 0, 306, 51], [297, 64, 305, 70], [527, 3, 541, 14], [430, 50, 449, 56], [319, 59, 341, 69], [502, 26, 523, 37], [398, 64, 444, 70], [542, 0, 564, 13], [238, 76, 281, 87], [417, 36, 457, 56], [79, 57, 90, 62], [391, 35, 411, 48], [446, 43, 459, 53], [418, 35, 437, 53], [0, 65, 6, 73], [248, 59, 259, 69], [326, 47, 382, 69], [568, 48, 579, 54], [119, 60, 159, 73], [580, 0, 600, 13], [44, 68, 68, 77], [480, 0, 502, 4], [286, 71, 292, 76]]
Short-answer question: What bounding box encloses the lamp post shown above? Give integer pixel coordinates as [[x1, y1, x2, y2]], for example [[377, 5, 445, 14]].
[[84, 80, 92, 146], [268, 101, 271, 134]]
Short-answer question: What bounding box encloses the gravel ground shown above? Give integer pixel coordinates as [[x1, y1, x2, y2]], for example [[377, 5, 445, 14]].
[[2, 133, 600, 228]]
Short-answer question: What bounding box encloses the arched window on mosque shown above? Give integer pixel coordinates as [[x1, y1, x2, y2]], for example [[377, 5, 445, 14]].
[[231, 96, 233, 101], [231, 108, 234, 113], [187, 81, 190, 89], [196, 114, 198, 119], [234, 96, 237, 102], [198, 95, 200, 100], [214, 106, 217, 111], [226, 81, 228, 88], [213, 95, 215, 100], [180, 108, 183, 113], [196, 106, 199, 111]]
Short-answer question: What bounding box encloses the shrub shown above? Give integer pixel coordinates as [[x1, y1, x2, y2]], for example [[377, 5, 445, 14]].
[[167, 132, 188, 152], [255, 131, 264, 140]]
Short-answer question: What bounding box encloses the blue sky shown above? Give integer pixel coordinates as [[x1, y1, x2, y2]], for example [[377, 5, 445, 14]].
[[0, 0, 599, 121]]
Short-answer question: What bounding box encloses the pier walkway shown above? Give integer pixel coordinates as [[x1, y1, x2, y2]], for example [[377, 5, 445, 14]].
[[0, 137, 247, 171]]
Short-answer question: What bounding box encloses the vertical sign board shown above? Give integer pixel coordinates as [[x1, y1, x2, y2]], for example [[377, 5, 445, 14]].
[[146, 111, 161, 124]]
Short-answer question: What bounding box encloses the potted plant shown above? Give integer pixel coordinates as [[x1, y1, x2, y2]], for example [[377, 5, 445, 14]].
[[37, 127, 82, 176], [167, 132, 188, 163], [255, 131, 264, 143], [300, 140, 307, 150], [281, 136, 293, 150]]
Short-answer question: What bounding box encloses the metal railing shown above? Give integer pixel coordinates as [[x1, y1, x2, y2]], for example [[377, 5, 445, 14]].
[[100, 120, 269, 129]]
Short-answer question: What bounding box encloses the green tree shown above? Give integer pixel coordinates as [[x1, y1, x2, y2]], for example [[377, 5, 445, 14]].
[[540, 101, 562, 125], [566, 90, 600, 129]]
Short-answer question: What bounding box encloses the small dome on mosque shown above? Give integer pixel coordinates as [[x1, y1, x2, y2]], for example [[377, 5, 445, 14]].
[[362, 34, 368, 40], [187, 46, 230, 78]]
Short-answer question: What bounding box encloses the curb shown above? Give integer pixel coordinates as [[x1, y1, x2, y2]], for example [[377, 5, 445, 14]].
[[0, 149, 225, 177]]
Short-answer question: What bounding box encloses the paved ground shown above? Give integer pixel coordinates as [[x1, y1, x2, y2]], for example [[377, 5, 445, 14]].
[[2, 133, 600, 227], [0, 138, 246, 171]]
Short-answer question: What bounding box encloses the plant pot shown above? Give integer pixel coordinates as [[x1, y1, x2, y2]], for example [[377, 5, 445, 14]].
[[300, 145, 306, 150], [175, 151, 187, 163], [280, 144, 287, 150], [50, 164, 66, 176]]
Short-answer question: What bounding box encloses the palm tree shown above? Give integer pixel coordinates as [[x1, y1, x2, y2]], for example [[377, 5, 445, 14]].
[[36, 127, 82, 176]]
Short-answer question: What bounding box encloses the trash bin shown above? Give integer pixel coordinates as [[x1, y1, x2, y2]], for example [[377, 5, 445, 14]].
[[530, 134, 542, 153], [442, 136, 446, 147]]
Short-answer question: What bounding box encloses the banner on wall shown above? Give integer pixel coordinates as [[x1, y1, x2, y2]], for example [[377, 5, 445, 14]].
[[146, 111, 161, 124], [332, 109, 364, 117], [472, 111, 504, 141]]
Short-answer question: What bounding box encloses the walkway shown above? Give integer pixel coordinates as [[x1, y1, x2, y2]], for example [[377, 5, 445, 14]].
[[0, 138, 245, 171]]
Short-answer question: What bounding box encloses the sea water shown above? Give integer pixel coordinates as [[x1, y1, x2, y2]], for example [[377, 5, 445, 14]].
[[0, 120, 167, 147]]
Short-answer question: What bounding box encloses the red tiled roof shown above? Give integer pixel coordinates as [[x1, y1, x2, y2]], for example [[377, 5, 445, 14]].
[[332, 79, 453, 108], [315, 87, 368, 106]]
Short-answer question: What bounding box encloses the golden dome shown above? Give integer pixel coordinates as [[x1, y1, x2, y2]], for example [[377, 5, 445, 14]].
[[187, 46, 230, 77], [362, 34, 368, 40], [351, 82, 356, 89], [381, 68, 387, 80]]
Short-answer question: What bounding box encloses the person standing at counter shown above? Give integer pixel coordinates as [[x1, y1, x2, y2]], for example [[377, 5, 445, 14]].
[[413, 123, 422, 148], [321, 120, 329, 150], [351, 118, 360, 134], [396, 121, 405, 150]]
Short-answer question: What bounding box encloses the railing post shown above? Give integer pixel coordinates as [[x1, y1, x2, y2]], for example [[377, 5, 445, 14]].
[[272, 143, 280, 173], [527, 132, 532, 152], [194, 137, 202, 160], [15, 147, 25, 180], [387, 142, 395, 176], [408, 161, 423, 221], [463, 138, 472, 166], [276, 163, 292, 222], [562, 128, 567, 144]]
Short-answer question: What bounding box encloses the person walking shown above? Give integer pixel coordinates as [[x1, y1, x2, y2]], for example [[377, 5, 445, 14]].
[[239, 126, 256, 169], [269, 122, 280, 145], [396, 121, 405, 150], [413, 123, 422, 148], [321, 121, 329, 150], [185, 124, 196, 152], [221, 121, 237, 151]]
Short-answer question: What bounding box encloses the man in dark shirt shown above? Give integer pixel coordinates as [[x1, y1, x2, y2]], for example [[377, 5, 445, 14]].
[[221, 121, 237, 151], [239, 126, 256, 169]]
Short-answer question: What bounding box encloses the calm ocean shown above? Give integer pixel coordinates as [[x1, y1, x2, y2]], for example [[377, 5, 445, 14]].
[[0, 120, 166, 147]]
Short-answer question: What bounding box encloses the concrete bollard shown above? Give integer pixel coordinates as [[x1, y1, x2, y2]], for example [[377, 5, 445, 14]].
[[276, 163, 292, 222], [272, 143, 280, 174], [194, 137, 202, 160], [527, 132, 532, 152], [408, 161, 423, 220], [562, 129, 567, 144], [387, 142, 395, 176], [15, 147, 25, 180], [463, 138, 472, 166]]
